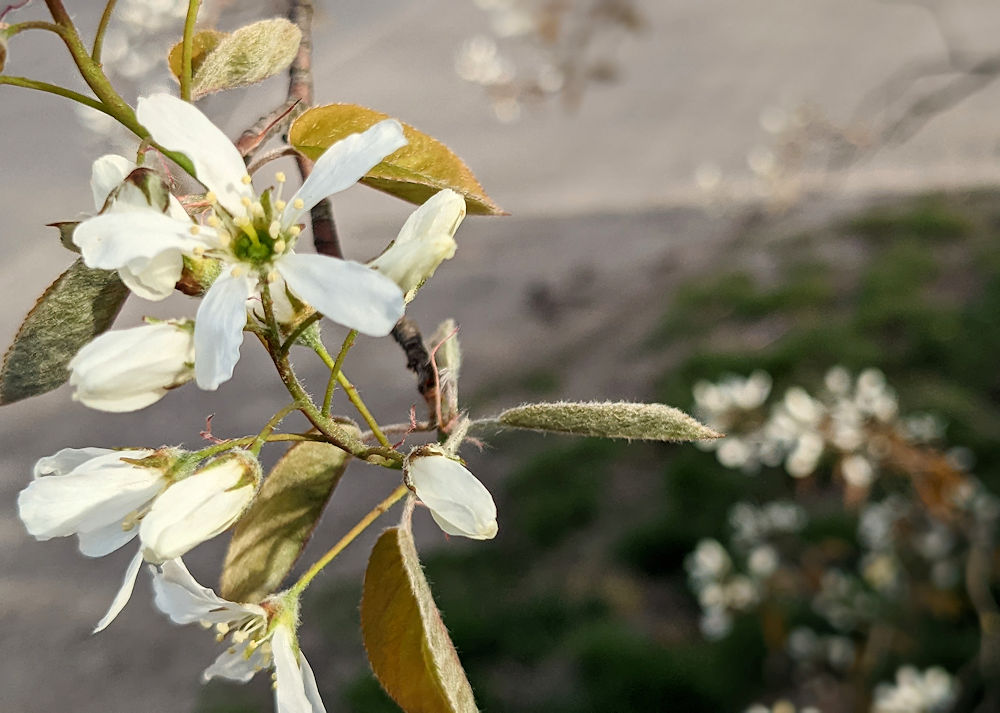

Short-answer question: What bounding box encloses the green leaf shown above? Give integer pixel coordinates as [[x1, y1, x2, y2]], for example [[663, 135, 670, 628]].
[[361, 527, 479, 713], [48, 221, 80, 253], [289, 104, 505, 216], [219, 439, 353, 602], [167, 29, 226, 84], [0, 259, 128, 405], [496, 401, 724, 441], [176, 19, 301, 100]]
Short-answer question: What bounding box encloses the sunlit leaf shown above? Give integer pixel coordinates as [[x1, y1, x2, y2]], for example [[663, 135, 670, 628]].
[[219, 439, 353, 602], [0, 260, 128, 405], [362, 526, 479, 713], [167, 29, 226, 83], [497, 401, 723, 441], [290, 104, 504, 216]]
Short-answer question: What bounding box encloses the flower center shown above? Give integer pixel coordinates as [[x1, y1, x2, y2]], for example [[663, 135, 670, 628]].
[[205, 172, 300, 269]]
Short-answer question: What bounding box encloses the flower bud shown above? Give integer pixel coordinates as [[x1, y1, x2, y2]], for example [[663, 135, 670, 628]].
[[405, 446, 497, 539], [18, 447, 169, 557], [140, 450, 260, 562], [68, 320, 195, 412], [369, 189, 465, 301]]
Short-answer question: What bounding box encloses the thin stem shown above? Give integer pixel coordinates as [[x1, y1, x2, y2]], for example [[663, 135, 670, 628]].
[[179, 0, 201, 102], [322, 329, 357, 414], [92, 0, 119, 62], [0, 75, 109, 114], [290, 483, 408, 595], [250, 402, 299, 456], [190, 432, 325, 461], [279, 311, 322, 356], [4, 20, 68, 38], [338, 371, 391, 448]]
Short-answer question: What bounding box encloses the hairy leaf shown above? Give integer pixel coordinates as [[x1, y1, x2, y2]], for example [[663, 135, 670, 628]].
[[497, 401, 723, 441], [362, 527, 479, 713], [289, 104, 504, 216], [179, 19, 301, 99], [49, 221, 80, 253], [219, 439, 352, 602], [0, 260, 128, 405], [167, 29, 226, 82]]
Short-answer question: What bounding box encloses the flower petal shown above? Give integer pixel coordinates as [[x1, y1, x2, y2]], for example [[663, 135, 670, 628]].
[[77, 518, 139, 557], [33, 447, 112, 479], [194, 269, 255, 390], [202, 641, 268, 683], [74, 210, 212, 271], [140, 456, 256, 562], [408, 454, 498, 540], [93, 548, 144, 633], [276, 254, 404, 337], [119, 250, 185, 301], [90, 154, 134, 210], [273, 626, 313, 713], [19, 450, 161, 540], [282, 119, 407, 229], [152, 558, 264, 625], [137, 94, 252, 216]]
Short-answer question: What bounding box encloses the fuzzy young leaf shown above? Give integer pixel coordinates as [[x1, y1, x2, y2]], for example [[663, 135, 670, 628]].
[[362, 527, 479, 713], [167, 29, 226, 84], [219, 440, 353, 603], [181, 19, 301, 99], [290, 104, 504, 216], [497, 401, 723, 441], [0, 259, 128, 405], [49, 221, 80, 253]]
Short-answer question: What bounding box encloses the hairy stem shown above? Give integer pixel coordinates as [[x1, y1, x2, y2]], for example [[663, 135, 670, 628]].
[[179, 0, 201, 102], [0, 75, 108, 114], [92, 0, 119, 62], [322, 329, 357, 414]]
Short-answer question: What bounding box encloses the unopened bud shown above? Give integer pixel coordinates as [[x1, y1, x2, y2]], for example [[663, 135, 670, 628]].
[[404, 445, 497, 539]]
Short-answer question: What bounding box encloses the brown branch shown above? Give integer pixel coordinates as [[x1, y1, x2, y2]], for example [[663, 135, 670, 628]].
[[286, 0, 341, 258], [235, 98, 301, 159], [391, 317, 438, 417]]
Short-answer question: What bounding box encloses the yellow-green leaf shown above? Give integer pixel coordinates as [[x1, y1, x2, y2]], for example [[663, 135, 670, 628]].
[[0, 259, 128, 405], [219, 440, 352, 602], [167, 30, 226, 83], [497, 401, 724, 442], [362, 527, 479, 713], [181, 19, 301, 99], [290, 104, 504, 216]]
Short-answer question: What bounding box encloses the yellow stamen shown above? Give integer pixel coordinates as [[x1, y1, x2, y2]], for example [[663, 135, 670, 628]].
[[268, 221, 281, 238], [293, 198, 304, 211], [206, 215, 220, 228], [267, 270, 279, 283], [251, 202, 265, 217], [273, 239, 286, 254], [189, 225, 200, 236], [241, 175, 252, 185], [288, 226, 301, 237], [231, 266, 246, 278], [218, 233, 231, 248], [275, 171, 286, 183], [205, 191, 217, 205], [274, 199, 287, 211], [240, 197, 252, 207], [192, 246, 205, 257]]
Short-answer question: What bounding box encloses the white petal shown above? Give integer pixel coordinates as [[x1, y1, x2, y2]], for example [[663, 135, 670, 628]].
[[91, 154, 135, 210], [276, 254, 403, 337], [298, 652, 328, 713], [393, 189, 466, 247], [194, 270, 255, 390], [273, 626, 313, 713], [74, 210, 212, 271], [33, 447, 112, 479], [93, 549, 144, 633], [140, 459, 255, 562], [77, 518, 139, 557], [137, 94, 252, 216], [19, 450, 161, 540], [202, 641, 269, 683], [282, 119, 407, 229], [408, 454, 498, 540], [119, 250, 184, 301], [152, 558, 264, 625]]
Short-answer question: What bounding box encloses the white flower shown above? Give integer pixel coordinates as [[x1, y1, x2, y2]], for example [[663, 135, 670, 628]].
[[17, 447, 168, 631], [140, 451, 259, 563], [152, 559, 326, 713], [405, 447, 498, 539], [68, 319, 195, 412], [369, 189, 466, 301], [75, 94, 408, 390]]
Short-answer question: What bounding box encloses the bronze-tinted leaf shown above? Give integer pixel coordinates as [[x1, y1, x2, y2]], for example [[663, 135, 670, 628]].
[[219, 440, 352, 602], [167, 29, 226, 83], [497, 401, 724, 441], [0, 259, 128, 405], [289, 104, 504, 216], [361, 527, 479, 713]]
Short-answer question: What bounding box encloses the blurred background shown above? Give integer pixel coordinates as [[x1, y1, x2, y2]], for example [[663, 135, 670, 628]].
[[1, 1, 1000, 711]]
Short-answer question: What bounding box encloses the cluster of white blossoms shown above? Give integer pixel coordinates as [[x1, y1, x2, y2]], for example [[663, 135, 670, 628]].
[[693, 366, 944, 485], [872, 666, 958, 713], [18, 93, 499, 713], [685, 500, 805, 639]]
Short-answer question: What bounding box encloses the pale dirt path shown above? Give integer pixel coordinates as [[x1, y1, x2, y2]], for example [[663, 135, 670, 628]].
[[1, 1, 1000, 711]]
